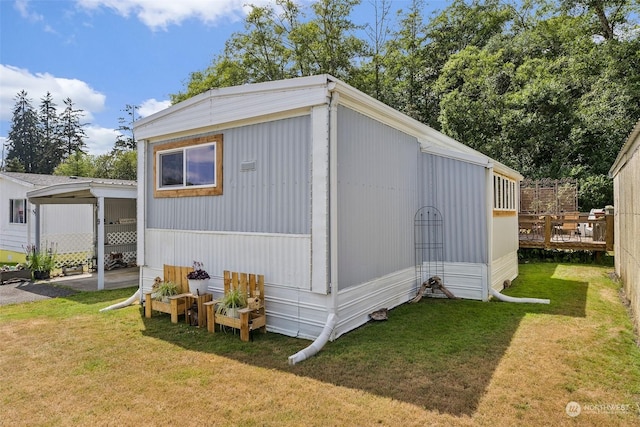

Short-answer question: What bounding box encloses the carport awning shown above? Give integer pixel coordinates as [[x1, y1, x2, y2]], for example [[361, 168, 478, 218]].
[[26, 178, 137, 291], [26, 178, 136, 204]]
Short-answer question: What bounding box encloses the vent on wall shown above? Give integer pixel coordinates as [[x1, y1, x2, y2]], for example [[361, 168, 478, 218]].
[[241, 160, 256, 172]]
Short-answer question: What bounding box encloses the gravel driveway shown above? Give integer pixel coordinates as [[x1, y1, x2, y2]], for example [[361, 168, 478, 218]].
[[0, 280, 78, 305]]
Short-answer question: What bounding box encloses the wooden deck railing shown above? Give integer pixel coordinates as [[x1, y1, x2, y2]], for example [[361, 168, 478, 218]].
[[518, 213, 613, 252]]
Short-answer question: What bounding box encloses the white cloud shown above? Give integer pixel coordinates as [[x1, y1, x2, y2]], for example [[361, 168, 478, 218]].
[[15, 0, 44, 23], [76, 0, 275, 31], [0, 65, 106, 122], [138, 98, 171, 118], [85, 125, 119, 155]]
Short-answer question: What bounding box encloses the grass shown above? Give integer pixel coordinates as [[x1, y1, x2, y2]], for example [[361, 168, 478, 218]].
[[1, 263, 639, 426]]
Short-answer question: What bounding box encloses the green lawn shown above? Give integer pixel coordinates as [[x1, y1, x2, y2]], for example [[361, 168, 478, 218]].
[[1, 263, 639, 426]]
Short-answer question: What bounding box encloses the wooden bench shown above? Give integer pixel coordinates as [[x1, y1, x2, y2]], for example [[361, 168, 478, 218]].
[[204, 270, 266, 342], [144, 264, 193, 323]]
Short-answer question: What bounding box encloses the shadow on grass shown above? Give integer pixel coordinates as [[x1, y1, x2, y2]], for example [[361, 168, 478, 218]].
[[12, 281, 79, 299], [140, 264, 587, 416]]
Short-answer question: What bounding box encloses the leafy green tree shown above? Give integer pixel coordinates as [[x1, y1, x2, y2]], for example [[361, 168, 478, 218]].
[[303, 0, 366, 80], [111, 150, 137, 180], [558, 0, 636, 40], [381, 0, 429, 122], [53, 150, 95, 177], [6, 90, 40, 173], [58, 97, 88, 158], [227, 3, 290, 82], [171, 0, 365, 101]]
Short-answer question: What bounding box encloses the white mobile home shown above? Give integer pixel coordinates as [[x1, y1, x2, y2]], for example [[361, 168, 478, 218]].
[[609, 119, 640, 329], [0, 172, 93, 264], [134, 75, 523, 340]]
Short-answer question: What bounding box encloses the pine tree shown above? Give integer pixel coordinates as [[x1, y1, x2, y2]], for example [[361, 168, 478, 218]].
[[6, 90, 40, 173], [4, 157, 26, 172], [37, 92, 62, 174], [58, 97, 88, 158]]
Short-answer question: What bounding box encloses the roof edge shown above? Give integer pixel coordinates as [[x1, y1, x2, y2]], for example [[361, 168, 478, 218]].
[[609, 118, 640, 177]]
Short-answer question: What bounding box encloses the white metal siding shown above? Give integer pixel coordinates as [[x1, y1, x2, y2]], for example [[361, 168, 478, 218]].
[[492, 215, 519, 260], [420, 154, 488, 263], [491, 252, 518, 292], [333, 261, 487, 339], [143, 228, 325, 339], [613, 141, 640, 329], [336, 106, 419, 289], [147, 116, 311, 234]]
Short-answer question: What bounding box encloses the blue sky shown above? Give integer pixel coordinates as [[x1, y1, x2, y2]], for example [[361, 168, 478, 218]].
[[0, 0, 446, 156]]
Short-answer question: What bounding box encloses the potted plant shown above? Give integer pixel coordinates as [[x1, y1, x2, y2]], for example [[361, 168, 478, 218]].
[[152, 280, 179, 303], [216, 287, 247, 318], [186, 261, 210, 295], [24, 243, 57, 280]]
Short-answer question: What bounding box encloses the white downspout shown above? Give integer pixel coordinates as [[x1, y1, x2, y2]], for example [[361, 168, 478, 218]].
[[489, 287, 550, 304], [288, 313, 338, 365], [99, 290, 141, 312], [288, 83, 340, 364]]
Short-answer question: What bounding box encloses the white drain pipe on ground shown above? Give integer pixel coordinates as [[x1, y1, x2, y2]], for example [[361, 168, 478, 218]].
[[99, 289, 141, 312], [288, 313, 338, 365], [489, 287, 550, 304]]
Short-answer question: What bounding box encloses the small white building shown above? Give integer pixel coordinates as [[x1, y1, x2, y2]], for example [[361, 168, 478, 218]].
[[0, 172, 93, 264], [134, 75, 523, 340], [26, 177, 137, 289], [609, 118, 640, 329]]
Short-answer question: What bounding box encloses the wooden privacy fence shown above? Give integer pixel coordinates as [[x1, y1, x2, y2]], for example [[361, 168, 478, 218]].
[[519, 212, 613, 252], [520, 178, 578, 214]]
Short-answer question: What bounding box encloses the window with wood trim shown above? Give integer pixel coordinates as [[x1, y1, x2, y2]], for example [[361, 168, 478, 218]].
[[9, 199, 27, 224], [493, 174, 516, 211], [154, 134, 223, 198]]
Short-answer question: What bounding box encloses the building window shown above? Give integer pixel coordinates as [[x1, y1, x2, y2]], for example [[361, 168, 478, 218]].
[[10, 199, 27, 224], [154, 134, 223, 198], [493, 174, 516, 212]]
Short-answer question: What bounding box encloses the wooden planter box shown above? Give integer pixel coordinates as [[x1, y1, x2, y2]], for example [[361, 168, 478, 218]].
[[62, 265, 84, 276], [0, 269, 32, 284]]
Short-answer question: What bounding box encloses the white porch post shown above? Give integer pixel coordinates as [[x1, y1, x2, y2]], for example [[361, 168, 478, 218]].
[[32, 203, 40, 248], [97, 196, 105, 290]]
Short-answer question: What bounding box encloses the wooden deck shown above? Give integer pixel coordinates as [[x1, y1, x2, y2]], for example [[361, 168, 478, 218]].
[[519, 213, 613, 252]]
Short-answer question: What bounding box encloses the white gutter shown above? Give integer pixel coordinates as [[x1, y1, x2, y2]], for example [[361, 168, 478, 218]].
[[489, 287, 550, 304], [99, 290, 141, 312]]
